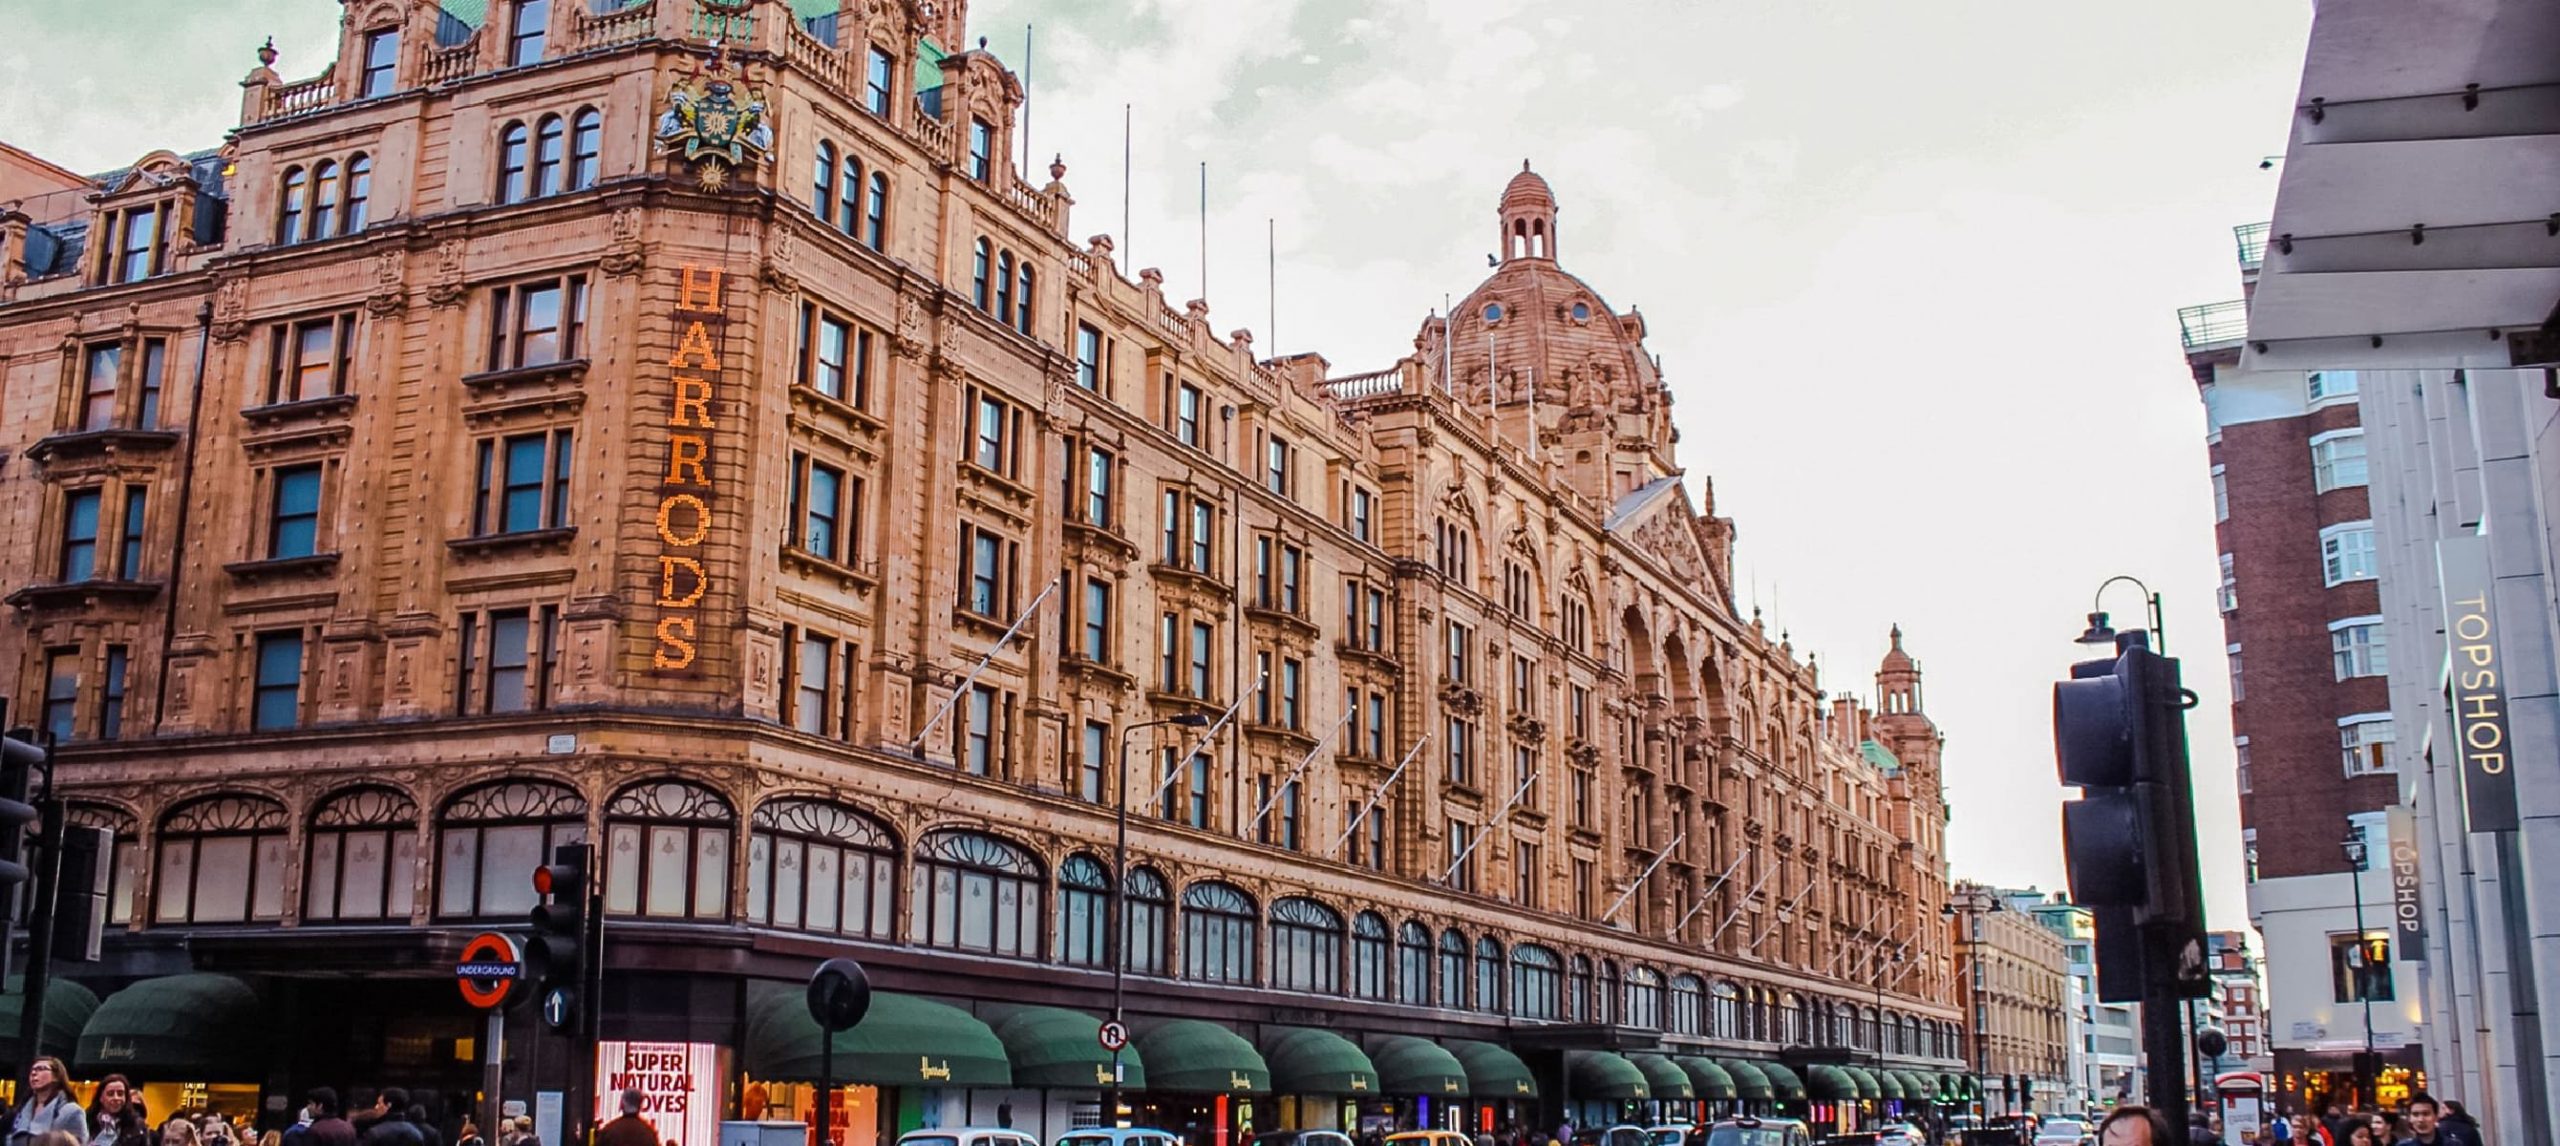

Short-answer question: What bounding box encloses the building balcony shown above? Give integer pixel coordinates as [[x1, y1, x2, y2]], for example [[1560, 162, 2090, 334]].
[[2235, 222, 2270, 272], [2178, 300, 2249, 351]]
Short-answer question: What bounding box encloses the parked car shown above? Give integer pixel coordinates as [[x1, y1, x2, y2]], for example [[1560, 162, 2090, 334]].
[[1813, 1134, 1880, 1146], [1702, 1119, 1811, 1146], [1383, 1131, 1474, 1146], [1572, 1126, 1649, 1146], [1874, 1125, 1924, 1146], [2027, 1120, 2088, 1146], [1251, 1132, 1354, 1146], [901, 1129, 1041, 1146], [1060, 1131, 1185, 1146]]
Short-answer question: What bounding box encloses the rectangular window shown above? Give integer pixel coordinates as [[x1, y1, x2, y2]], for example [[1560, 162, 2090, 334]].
[[1571, 768, 1594, 828], [1266, 436, 1291, 497], [1280, 546, 1302, 614], [1513, 840, 1540, 908], [270, 464, 324, 559], [1255, 651, 1274, 724], [81, 343, 121, 431], [361, 28, 400, 97], [1281, 658, 1303, 730], [1350, 487, 1374, 544], [100, 646, 129, 740], [958, 524, 1015, 618], [267, 314, 356, 404], [864, 46, 894, 116], [2311, 431, 2369, 492], [2218, 553, 2238, 614], [794, 632, 832, 736], [473, 429, 573, 535], [507, 0, 549, 66], [1512, 655, 1535, 714], [2210, 465, 2228, 522], [1079, 722, 1108, 803], [1447, 821, 1476, 892], [486, 610, 532, 714], [1190, 621, 1214, 698], [111, 205, 158, 283], [1085, 447, 1113, 526], [1190, 500, 1214, 573], [1160, 490, 1182, 565], [1570, 684, 1590, 742], [59, 489, 101, 582], [968, 387, 1017, 476], [1076, 323, 1105, 392], [1366, 588, 1385, 651], [488, 274, 590, 370], [43, 650, 78, 744], [2322, 523, 2378, 585], [1176, 383, 1203, 447], [2307, 370, 2359, 403], [116, 485, 148, 579], [2330, 933, 2393, 1002], [2227, 643, 2243, 703], [253, 630, 304, 730], [2330, 618, 2387, 679], [968, 118, 994, 181], [1278, 780, 1301, 851], [1447, 716, 1474, 786], [963, 684, 998, 775], [1082, 579, 1112, 663], [793, 455, 850, 562], [2340, 716, 2396, 776], [800, 305, 858, 403], [1573, 859, 1595, 919], [1446, 621, 1472, 684], [1159, 613, 1180, 692]]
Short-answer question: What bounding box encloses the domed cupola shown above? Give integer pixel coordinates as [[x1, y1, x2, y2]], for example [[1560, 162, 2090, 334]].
[[1498, 160, 1557, 262]]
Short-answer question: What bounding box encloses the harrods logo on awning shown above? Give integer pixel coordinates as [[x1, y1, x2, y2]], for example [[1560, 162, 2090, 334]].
[[652, 265, 726, 672]]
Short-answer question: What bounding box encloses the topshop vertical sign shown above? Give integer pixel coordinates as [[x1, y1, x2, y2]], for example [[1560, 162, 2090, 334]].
[[2438, 535, 2520, 832], [652, 265, 728, 672]]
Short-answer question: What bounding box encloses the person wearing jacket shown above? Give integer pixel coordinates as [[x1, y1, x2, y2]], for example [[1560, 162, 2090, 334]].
[[11, 1058, 86, 1146], [89, 1076, 145, 1146]]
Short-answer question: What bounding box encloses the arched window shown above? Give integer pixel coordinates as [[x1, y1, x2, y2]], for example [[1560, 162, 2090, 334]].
[[745, 797, 895, 939], [1013, 263, 1035, 334], [1779, 992, 1802, 1043], [344, 154, 373, 233], [1436, 929, 1467, 1008], [971, 239, 992, 309], [497, 122, 531, 203], [1568, 954, 1593, 1022], [277, 166, 308, 244], [1669, 973, 1703, 1035], [1512, 943, 1560, 1020], [1181, 880, 1257, 984], [864, 170, 889, 250], [1395, 920, 1431, 1005], [1124, 866, 1169, 974], [436, 778, 586, 919], [569, 108, 602, 190], [153, 793, 288, 924], [1862, 1005, 1880, 1050], [813, 141, 838, 219], [914, 829, 1043, 958], [65, 804, 140, 925], [839, 153, 863, 234], [993, 250, 1015, 320], [304, 786, 419, 923], [603, 779, 732, 920], [310, 159, 341, 240], [533, 113, 567, 197], [1625, 966, 1664, 1029], [1474, 936, 1504, 1014], [1712, 981, 1741, 1039], [1269, 896, 1342, 994], [1596, 959, 1620, 1025], [1351, 911, 1390, 1000], [1058, 854, 1110, 967]]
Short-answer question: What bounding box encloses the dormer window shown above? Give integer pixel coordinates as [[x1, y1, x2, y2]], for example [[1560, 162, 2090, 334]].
[[864, 45, 895, 117], [360, 29, 400, 98], [507, 0, 550, 67], [968, 118, 994, 182], [103, 205, 163, 285]]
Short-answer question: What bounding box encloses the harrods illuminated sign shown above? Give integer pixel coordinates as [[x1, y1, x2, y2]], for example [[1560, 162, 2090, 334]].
[[651, 265, 727, 672]]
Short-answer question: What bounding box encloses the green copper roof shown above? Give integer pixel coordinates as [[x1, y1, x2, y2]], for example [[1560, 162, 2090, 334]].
[[917, 36, 948, 91], [1859, 739, 1901, 773], [790, 0, 833, 19], [442, 0, 488, 28]]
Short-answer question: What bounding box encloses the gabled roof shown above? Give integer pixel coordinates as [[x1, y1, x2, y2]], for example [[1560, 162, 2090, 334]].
[[1603, 475, 1683, 532], [1858, 740, 1902, 774]]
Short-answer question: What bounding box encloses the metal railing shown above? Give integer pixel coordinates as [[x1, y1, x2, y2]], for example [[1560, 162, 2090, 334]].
[[2233, 222, 2270, 270], [2177, 300, 2249, 349]]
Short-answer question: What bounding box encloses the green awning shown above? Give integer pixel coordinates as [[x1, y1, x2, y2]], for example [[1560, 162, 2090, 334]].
[[1895, 1071, 1935, 1101], [76, 974, 265, 1079], [1673, 1057, 1736, 1101], [1840, 1066, 1881, 1100], [1136, 1020, 1268, 1094], [744, 985, 1009, 1086], [1262, 1027, 1378, 1095], [3, 977, 100, 1059], [1756, 1061, 1805, 1102], [1805, 1065, 1856, 1101], [1873, 1070, 1904, 1101], [983, 1005, 1144, 1090], [1628, 1053, 1692, 1100], [1567, 1050, 1650, 1099], [1720, 1059, 1772, 1101], [1371, 1035, 1468, 1097], [1446, 1039, 1538, 1098]]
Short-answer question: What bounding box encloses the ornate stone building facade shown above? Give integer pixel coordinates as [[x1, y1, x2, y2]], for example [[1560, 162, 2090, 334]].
[[0, 0, 1961, 1128], [1951, 884, 2072, 1116]]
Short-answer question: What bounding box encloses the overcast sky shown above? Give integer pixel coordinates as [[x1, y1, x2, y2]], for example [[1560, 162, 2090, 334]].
[[4, 0, 2315, 931]]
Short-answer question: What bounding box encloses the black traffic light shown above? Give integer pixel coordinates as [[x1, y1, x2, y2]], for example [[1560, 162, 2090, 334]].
[[52, 824, 112, 963], [525, 842, 591, 995], [2053, 641, 2207, 937], [0, 730, 47, 890]]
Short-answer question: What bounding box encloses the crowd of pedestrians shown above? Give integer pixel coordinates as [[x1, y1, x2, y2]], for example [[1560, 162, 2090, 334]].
[[0, 1061, 555, 1146]]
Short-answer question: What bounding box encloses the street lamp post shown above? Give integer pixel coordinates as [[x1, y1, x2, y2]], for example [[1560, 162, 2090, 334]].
[[1109, 713, 1211, 1128], [2075, 575, 2168, 654], [2341, 824, 2377, 1108]]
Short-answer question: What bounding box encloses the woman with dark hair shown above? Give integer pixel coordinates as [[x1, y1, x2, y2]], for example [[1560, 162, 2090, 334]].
[[2097, 1108, 2178, 1146], [89, 1077, 144, 1146], [11, 1058, 86, 1146]]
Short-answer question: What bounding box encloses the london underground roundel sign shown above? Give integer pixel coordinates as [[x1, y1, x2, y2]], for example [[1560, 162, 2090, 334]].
[[456, 931, 523, 1010]]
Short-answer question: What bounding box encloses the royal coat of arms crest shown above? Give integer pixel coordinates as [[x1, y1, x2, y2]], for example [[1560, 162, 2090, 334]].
[[656, 45, 774, 191]]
